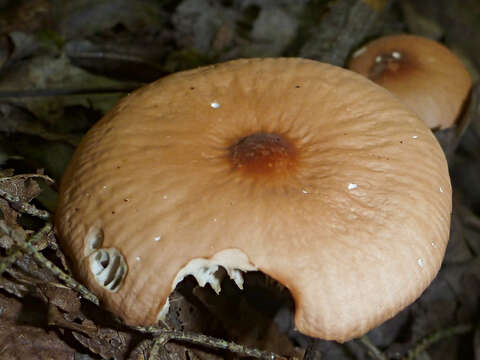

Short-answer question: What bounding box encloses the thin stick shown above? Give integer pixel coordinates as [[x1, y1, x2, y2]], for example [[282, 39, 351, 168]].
[[135, 326, 288, 360], [0, 222, 52, 275], [0, 173, 54, 184], [402, 323, 473, 360], [148, 338, 164, 360], [359, 335, 387, 360], [1, 222, 99, 305], [18, 238, 99, 305]]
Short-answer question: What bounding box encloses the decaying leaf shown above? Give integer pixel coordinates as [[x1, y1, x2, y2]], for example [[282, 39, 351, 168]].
[[0, 322, 76, 360], [0, 1, 479, 359], [40, 283, 81, 313], [0, 293, 76, 359], [72, 325, 133, 360], [0, 102, 81, 146]]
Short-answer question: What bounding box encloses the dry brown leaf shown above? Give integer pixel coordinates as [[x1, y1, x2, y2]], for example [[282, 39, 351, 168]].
[[41, 283, 81, 313], [0, 295, 75, 360], [0, 103, 81, 147], [0, 197, 18, 226], [72, 324, 133, 360], [0, 292, 23, 322], [0, 322, 75, 360], [11, 254, 57, 283], [0, 173, 42, 203]]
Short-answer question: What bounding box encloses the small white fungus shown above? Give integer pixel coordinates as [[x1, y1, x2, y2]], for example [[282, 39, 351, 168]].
[[136, 256, 141, 261], [375, 55, 383, 63], [417, 258, 424, 267], [213, 218, 217, 222], [431, 242, 437, 248], [302, 189, 309, 194], [412, 135, 418, 139], [163, 195, 168, 199], [154, 236, 162, 242], [348, 183, 358, 190], [210, 102, 220, 109], [440, 187, 444, 193]]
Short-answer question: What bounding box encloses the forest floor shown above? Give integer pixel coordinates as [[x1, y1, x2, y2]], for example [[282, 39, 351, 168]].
[[0, 1, 479, 359]]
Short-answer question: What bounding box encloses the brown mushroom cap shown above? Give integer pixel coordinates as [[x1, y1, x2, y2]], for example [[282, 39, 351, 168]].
[[348, 34, 472, 130], [55, 58, 451, 342]]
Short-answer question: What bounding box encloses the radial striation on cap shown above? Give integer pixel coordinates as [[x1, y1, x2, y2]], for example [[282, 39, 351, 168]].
[[55, 58, 452, 342]]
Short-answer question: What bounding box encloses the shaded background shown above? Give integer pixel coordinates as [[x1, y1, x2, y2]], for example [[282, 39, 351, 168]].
[[0, 0, 479, 359]]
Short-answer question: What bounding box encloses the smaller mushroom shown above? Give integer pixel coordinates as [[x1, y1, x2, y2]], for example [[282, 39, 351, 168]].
[[348, 34, 472, 130]]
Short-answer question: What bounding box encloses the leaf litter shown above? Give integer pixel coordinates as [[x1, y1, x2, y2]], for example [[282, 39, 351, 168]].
[[0, 0, 480, 359]]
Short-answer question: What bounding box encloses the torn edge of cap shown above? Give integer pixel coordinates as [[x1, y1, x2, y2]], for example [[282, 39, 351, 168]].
[[156, 248, 257, 322]]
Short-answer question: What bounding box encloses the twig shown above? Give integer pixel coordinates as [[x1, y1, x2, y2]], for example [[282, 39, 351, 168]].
[[17, 236, 99, 305], [48, 304, 97, 335], [0, 222, 52, 275], [148, 338, 164, 360], [0, 221, 99, 305], [134, 326, 288, 360], [402, 323, 473, 360], [0, 173, 54, 184], [359, 335, 387, 360]]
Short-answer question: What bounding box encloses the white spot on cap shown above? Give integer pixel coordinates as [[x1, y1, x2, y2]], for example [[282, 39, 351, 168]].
[[136, 256, 141, 261], [431, 242, 437, 248], [103, 185, 108, 189], [417, 258, 424, 267], [348, 183, 358, 190], [439, 187, 444, 193], [392, 51, 402, 59], [302, 189, 309, 194], [210, 102, 220, 109], [353, 47, 367, 58], [154, 235, 162, 242], [375, 55, 383, 63], [412, 135, 418, 139], [163, 195, 168, 199], [213, 218, 217, 222]]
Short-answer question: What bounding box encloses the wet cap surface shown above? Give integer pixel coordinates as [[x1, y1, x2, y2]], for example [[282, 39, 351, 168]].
[[56, 58, 452, 342]]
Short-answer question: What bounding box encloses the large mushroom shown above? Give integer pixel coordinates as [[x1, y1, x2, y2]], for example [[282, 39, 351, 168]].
[[55, 58, 451, 342], [348, 34, 472, 130]]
